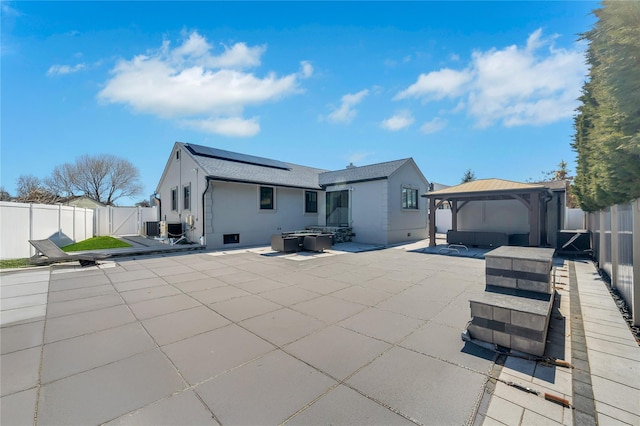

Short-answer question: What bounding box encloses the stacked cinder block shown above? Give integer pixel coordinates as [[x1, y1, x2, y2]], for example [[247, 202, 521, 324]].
[[468, 246, 556, 356]]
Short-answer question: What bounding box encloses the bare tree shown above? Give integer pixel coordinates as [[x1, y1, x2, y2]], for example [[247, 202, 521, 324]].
[[0, 186, 11, 201], [16, 175, 59, 204], [48, 154, 142, 205], [45, 163, 77, 198]]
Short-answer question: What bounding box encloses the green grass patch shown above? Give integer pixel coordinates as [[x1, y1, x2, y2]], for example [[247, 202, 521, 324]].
[[0, 258, 31, 269], [62, 236, 132, 252]]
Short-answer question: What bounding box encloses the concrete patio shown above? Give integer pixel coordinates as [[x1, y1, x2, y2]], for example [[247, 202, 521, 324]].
[[1, 245, 638, 425]]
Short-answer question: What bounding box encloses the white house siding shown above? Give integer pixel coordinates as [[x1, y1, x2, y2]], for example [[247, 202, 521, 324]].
[[157, 146, 208, 243], [204, 181, 322, 250], [458, 199, 529, 235], [327, 181, 388, 245], [386, 163, 429, 245]]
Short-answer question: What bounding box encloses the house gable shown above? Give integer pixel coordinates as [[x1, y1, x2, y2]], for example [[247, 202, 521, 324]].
[[319, 158, 412, 187]]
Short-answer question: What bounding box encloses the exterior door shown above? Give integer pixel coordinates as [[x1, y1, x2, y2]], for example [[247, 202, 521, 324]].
[[326, 190, 349, 226]]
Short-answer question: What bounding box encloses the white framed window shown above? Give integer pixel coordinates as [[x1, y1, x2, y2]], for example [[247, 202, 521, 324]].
[[259, 186, 275, 210], [402, 186, 418, 209]]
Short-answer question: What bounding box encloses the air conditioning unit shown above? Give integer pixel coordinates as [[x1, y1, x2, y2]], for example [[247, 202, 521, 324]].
[[159, 221, 168, 238], [145, 221, 160, 237]]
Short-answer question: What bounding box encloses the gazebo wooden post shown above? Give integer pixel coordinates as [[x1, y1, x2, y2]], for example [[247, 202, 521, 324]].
[[529, 191, 540, 246], [429, 197, 436, 247], [451, 200, 458, 231]]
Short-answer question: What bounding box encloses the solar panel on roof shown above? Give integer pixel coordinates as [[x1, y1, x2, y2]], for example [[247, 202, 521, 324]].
[[185, 144, 291, 171]]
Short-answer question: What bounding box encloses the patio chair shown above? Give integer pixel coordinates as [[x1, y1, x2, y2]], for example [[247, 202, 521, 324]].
[[28, 239, 111, 267]]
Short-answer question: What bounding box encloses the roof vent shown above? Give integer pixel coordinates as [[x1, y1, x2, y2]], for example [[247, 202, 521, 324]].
[[346, 162, 356, 169]]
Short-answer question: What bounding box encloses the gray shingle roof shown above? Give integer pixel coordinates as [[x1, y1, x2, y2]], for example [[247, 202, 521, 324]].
[[319, 159, 412, 186], [181, 143, 417, 190], [182, 142, 327, 190]]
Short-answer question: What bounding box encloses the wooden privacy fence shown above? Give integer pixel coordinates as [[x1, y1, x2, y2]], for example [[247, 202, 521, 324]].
[[0, 201, 94, 259], [588, 199, 640, 326]]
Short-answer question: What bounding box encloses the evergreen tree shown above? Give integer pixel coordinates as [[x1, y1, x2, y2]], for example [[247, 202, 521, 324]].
[[461, 169, 476, 183], [572, 0, 640, 211]]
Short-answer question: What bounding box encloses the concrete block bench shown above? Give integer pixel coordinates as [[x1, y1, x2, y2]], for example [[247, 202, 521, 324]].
[[485, 246, 555, 294], [466, 246, 556, 356], [468, 291, 553, 356]]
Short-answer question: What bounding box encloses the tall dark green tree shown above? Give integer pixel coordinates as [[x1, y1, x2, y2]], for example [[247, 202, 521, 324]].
[[572, 0, 640, 211]]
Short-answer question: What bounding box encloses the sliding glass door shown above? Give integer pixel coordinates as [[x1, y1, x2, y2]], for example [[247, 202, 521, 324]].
[[326, 190, 349, 226]]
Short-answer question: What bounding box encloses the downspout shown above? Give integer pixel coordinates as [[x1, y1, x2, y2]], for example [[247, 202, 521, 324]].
[[201, 177, 212, 246], [542, 189, 553, 246], [153, 193, 161, 222], [557, 191, 562, 231]]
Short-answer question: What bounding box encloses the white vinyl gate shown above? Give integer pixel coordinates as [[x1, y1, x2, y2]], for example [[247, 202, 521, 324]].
[[95, 206, 158, 236]]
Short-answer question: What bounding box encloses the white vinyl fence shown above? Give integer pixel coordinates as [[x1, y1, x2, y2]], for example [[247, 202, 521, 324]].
[[588, 199, 639, 326], [0, 201, 94, 260], [435, 209, 452, 233], [434, 206, 586, 234], [565, 208, 586, 230], [94, 206, 158, 237]]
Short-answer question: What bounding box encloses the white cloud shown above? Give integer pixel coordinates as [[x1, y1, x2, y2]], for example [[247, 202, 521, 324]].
[[384, 59, 398, 68], [395, 29, 586, 128], [395, 68, 473, 101], [182, 116, 260, 137], [47, 63, 86, 76], [346, 151, 374, 165], [326, 89, 369, 124], [1, 3, 21, 17], [420, 117, 447, 134], [381, 110, 414, 131], [300, 61, 313, 78], [468, 33, 584, 128], [98, 31, 307, 137], [168, 32, 265, 69]]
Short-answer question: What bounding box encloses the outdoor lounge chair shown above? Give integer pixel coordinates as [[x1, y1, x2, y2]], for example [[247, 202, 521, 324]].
[[28, 239, 111, 266]]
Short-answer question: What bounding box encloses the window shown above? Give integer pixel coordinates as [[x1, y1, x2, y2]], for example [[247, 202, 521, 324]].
[[171, 188, 178, 211], [402, 187, 418, 209], [223, 234, 240, 244], [305, 191, 318, 213], [183, 184, 191, 210], [326, 190, 349, 226], [260, 186, 274, 210]]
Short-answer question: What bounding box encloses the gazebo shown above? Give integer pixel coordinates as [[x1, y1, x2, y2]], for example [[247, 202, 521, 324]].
[[423, 179, 556, 247]]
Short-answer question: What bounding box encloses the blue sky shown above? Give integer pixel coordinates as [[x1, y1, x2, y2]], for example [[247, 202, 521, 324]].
[[2, 1, 598, 205]]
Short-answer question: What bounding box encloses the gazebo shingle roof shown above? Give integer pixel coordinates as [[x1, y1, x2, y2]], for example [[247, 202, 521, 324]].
[[424, 178, 546, 197]]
